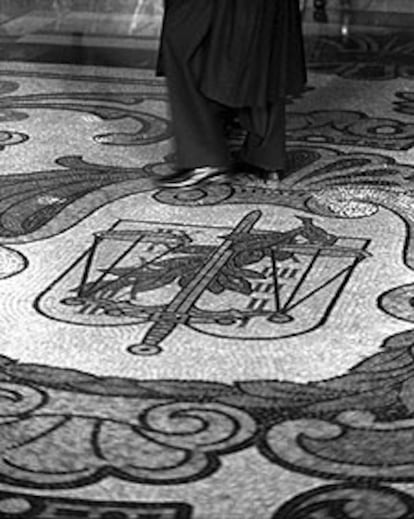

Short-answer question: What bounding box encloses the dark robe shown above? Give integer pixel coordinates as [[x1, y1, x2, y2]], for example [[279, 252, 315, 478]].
[[158, 0, 306, 108]]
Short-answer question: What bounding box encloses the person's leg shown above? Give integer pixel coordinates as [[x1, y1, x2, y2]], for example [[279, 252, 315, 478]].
[[160, 1, 231, 173], [238, 100, 286, 174]]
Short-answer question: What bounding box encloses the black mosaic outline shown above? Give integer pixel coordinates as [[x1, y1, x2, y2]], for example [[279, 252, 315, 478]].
[[395, 91, 414, 116], [273, 483, 414, 518], [0, 490, 193, 519]]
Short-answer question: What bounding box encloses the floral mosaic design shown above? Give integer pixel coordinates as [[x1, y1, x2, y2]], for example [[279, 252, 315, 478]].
[[2, 329, 414, 489], [1, 56, 414, 516], [307, 32, 414, 80], [0, 145, 414, 493]]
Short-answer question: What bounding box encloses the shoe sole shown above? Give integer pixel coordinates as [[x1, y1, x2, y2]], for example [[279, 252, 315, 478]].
[[157, 170, 230, 189]]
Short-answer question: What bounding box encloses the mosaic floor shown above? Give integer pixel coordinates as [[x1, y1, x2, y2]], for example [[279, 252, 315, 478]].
[[1, 1, 414, 518]]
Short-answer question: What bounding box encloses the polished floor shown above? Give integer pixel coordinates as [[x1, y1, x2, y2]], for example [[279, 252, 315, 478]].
[[0, 1, 414, 518]]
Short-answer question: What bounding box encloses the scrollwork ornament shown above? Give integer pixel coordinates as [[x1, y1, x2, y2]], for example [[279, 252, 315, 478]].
[[273, 484, 414, 519], [0, 382, 47, 419], [139, 401, 257, 451], [0, 130, 28, 149]]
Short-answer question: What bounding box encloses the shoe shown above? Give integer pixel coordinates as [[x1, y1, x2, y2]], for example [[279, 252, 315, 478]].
[[235, 161, 282, 183], [155, 166, 230, 189]]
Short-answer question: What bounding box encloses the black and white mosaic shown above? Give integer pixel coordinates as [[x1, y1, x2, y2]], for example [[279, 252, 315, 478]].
[[1, 4, 414, 517]]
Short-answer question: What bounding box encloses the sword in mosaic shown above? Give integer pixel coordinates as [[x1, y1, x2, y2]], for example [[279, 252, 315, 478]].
[[128, 210, 263, 355]]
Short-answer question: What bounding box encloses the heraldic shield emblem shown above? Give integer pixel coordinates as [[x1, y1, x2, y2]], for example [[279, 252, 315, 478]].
[[36, 210, 370, 355]]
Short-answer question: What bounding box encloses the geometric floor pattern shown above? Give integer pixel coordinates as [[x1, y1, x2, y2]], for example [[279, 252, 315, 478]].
[[1, 1, 414, 517]]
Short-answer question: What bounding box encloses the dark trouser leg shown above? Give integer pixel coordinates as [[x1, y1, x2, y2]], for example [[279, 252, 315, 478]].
[[162, 23, 230, 169], [238, 100, 286, 171]]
